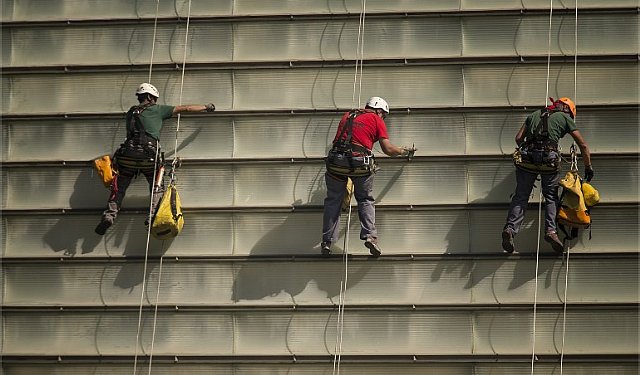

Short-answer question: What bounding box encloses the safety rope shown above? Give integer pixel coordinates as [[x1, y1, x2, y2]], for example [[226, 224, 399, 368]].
[[333, 1, 367, 373], [145, 1, 193, 374], [147, 0, 161, 83], [531, 1, 556, 372], [532, 2, 579, 373]]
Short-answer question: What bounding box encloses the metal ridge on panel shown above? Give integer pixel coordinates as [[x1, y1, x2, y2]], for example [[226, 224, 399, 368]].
[[1, 153, 637, 168], [3, 54, 638, 74], [2, 104, 638, 121], [3, 8, 637, 28], [2, 250, 637, 263], [1, 201, 637, 216], [2, 303, 637, 312], [1, 354, 637, 364]]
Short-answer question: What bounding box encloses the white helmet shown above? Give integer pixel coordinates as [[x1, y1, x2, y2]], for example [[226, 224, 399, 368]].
[[365, 96, 389, 114], [136, 83, 159, 98]]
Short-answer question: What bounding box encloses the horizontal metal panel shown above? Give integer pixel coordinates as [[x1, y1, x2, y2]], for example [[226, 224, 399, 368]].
[[2, 108, 637, 162], [3, 207, 638, 258], [3, 0, 637, 22], [3, 63, 637, 115], [3, 363, 639, 375], [2, 157, 637, 209], [2, 310, 636, 356], [3, 258, 637, 306], [4, 14, 636, 67]]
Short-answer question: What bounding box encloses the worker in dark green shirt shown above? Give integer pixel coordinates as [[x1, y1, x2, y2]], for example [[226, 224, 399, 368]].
[[95, 83, 215, 235], [502, 97, 593, 254]]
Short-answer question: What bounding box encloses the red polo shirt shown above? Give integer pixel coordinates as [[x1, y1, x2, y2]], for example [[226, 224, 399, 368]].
[[333, 109, 389, 151]]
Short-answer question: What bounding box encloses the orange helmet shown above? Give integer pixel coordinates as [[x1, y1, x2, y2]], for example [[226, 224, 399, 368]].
[[557, 97, 576, 118]]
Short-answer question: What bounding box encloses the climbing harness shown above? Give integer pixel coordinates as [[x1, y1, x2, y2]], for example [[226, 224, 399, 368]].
[[326, 110, 377, 177], [513, 104, 563, 174]]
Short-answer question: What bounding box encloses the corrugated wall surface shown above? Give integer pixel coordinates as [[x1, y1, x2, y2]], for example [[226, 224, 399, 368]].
[[2, 1, 638, 373]]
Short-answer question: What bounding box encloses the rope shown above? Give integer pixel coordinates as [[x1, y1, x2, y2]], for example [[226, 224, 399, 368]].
[[146, 1, 193, 373], [333, 1, 367, 373], [147, 0, 161, 82], [531, 1, 555, 372]]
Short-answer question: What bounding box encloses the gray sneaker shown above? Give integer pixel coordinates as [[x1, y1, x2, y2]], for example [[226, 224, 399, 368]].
[[364, 238, 381, 257], [501, 230, 515, 253], [544, 232, 565, 254], [321, 241, 332, 257], [95, 219, 113, 236]]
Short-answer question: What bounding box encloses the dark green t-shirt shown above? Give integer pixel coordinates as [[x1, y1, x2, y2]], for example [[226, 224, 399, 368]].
[[126, 103, 175, 140], [524, 109, 577, 143]]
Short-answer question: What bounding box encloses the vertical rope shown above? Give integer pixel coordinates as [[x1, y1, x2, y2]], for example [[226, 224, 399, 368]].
[[560, 8, 579, 374], [146, 1, 193, 374], [333, 2, 367, 373], [148, 0, 161, 82], [532, 1, 555, 373]]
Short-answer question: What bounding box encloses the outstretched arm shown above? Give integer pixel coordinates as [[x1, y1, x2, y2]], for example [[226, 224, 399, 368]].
[[173, 103, 215, 115], [379, 138, 414, 157]]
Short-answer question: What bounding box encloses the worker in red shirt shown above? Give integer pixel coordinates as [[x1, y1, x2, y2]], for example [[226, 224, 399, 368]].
[[321, 96, 415, 257]]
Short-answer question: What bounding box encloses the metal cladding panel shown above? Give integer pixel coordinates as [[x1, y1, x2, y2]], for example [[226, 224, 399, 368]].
[[4, 24, 233, 67], [3, 207, 638, 258], [4, 0, 637, 21], [3, 259, 638, 306], [2, 158, 637, 209], [3, 63, 637, 115], [463, 63, 638, 107], [4, 14, 636, 67], [2, 108, 637, 162], [463, 14, 638, 56], [3, 364, 640, 375], [2, 310, 637, 356]]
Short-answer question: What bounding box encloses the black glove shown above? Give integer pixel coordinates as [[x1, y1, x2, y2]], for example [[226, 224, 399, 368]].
[[205, 103, 216, 112], [584, 166, 594, 182]]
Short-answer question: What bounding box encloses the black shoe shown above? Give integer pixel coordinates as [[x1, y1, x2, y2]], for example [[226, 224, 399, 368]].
[[544, 232, 565, 254], [321, 242, 332, 257], [95, 219, 113, 235], [364, 238, 381, 257], [501, 230, 515, 253]]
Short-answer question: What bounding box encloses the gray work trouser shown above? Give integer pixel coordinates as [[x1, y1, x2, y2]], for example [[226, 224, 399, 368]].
[[322, 172, 377, 243], [504, 167, 560, 235]]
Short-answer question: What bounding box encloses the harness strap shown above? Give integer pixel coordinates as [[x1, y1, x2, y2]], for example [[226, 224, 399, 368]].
[[128, 103, 158, 143], [332, 109, 372, 156]]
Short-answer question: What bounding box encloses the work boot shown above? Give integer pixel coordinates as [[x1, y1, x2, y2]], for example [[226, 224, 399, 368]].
[[544, 231, 565, 254], [94, 219, 113, 236], [321, 242, 332, 257], [501, 229, 515, 254], [364, 238, 381, 257]]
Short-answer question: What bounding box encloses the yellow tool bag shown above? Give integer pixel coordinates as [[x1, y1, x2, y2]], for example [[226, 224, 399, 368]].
[[151, 184, 184, 240], [93, 155, 116, 188], [341, 177, 354, 212], [557, 170, 590, 228]]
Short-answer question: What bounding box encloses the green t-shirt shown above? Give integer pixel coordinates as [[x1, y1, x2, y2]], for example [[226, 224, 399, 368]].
[[524, 109, 577, 143], [126, 103, 175, 140]]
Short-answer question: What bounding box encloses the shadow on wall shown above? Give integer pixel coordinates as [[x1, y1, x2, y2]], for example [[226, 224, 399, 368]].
[[232, 180, 375, 305], [43, 169, 103, 256], [432, 169, 555, 290]]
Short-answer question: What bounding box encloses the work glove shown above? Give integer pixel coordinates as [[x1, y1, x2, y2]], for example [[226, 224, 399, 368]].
[[401, 145, 417, 159], [205, 103, 216, 112], [584, 166, 594, 182]]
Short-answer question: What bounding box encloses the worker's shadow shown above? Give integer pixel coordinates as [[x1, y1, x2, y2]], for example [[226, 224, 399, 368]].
[[43, 169, 103, 256], [431, 169, 555, 291], [232, 176, 374, 303]]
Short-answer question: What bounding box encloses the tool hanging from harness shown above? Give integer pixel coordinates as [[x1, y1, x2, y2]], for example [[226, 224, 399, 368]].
[[151, 158, 184, 240], [325, 110, 377, 177], [556, 144, 600, 241], [513, 102, 564, 174], [115, 104, 162, 170]]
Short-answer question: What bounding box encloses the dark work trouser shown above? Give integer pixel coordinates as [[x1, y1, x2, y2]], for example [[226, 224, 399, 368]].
[[322, 172, 377, 244]]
